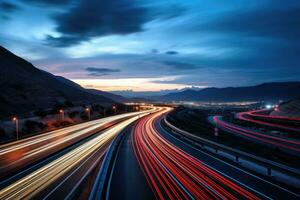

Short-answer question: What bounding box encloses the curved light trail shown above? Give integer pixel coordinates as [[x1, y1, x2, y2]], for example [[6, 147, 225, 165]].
[[236, 110, 300, 132], [0, 112, 150, 199], [212, 116, 300, 153], [132, 108, 260, 199]]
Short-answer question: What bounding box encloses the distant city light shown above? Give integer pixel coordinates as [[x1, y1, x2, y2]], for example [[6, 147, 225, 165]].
[[265, 105, 272, 109]]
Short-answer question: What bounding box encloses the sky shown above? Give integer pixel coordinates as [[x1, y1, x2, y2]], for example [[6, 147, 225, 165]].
[[0, 0, 300, 95]]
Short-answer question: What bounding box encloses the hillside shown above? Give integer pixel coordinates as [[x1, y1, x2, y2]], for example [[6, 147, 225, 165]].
[[154, 82, 300, 102], [0, 46, 114, 118], [271, 97, 300, 118]]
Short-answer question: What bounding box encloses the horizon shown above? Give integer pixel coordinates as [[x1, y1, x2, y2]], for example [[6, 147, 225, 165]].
[[1, 0, 300, 94]]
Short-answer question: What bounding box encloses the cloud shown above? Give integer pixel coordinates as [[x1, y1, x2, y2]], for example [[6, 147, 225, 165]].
[[161, 61, 200, 70], [46, 0, 185, 47], [47, 0, 150, 47], [24, 0, 70, 6], [0, 2, 19, 13], [85, 67, 120, 76], [165, 51, 178, 55]]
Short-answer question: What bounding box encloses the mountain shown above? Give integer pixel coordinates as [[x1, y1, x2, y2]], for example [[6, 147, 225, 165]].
[[0, 46, 114, 118], [86, 89, 127, 102], [153, 82, 300, 102], [271, 97, 300, 117]]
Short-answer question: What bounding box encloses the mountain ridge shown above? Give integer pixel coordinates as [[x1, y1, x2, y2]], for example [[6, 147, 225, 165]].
[[0, 46, 115, 118], [152, 82, 300, 102]]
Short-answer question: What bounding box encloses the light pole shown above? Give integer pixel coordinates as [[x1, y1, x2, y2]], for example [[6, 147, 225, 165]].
[[85, 107, 91, 120], [112, 105, 116, 114], [12, 117, 19, 140], [103, 108, 106, 117], [59, 109, 64, 121]]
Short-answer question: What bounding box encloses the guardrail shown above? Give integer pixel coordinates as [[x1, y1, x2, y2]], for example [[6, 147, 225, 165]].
[[89, 130, 125, 200], [163, 116, 300, 180]]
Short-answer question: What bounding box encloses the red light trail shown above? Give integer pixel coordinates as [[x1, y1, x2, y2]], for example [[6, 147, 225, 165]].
[[212, 116, 300, 153], [132, 108, 260, 200], [236, 110, 300, 132]]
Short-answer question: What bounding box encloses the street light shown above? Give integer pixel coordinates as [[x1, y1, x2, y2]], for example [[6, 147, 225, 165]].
[[85, 107, 91, 120], [12, 117, 19, 140], [112, 105, 116, 114], [59, 109, 64, 121]]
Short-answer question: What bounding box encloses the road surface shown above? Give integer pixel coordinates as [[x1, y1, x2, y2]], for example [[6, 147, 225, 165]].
[[210, 116, 300, 154], [107, 107, 300, 199], [0, 110, 152, 199]]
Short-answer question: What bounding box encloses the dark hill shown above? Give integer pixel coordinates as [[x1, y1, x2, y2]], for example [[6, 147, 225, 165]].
[[154, 82, 300, 102], [0, 46, 114, 118]]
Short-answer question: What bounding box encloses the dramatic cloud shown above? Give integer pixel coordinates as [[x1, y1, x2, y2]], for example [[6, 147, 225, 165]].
[[47, 0, 150, 47], [165, 51, 178, 55], [24, 0, 70, 6], [161, 61, 200, 70], [0, 2, 19, 13], [85, 67, 120, 76]]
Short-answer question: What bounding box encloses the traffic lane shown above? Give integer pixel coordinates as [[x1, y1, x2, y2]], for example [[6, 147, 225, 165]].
[[107, 124, 154, 200], [210, 116, 300, 153], [156, 118, 300, 199], [0, 116, 139, 199], [0, 117, 131, 180], [236, 112, 300, 132], [0, 112, 143, 157], [34, 140, 111, 200], [134, 110, 261, 199]]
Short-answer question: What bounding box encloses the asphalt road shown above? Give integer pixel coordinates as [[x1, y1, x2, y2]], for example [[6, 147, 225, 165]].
[[210, 116, 300, 154], [106, 107, 299, 199], [0, 111, 151, 199], [107, 124, 154, 200], [0, 112, 143, 180]]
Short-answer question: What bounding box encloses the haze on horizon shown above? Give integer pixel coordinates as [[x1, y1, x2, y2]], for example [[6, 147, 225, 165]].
[[1, 0, 299, 94]]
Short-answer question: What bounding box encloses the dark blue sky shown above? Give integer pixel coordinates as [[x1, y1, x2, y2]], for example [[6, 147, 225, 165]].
[[0, 0, 299, 92]]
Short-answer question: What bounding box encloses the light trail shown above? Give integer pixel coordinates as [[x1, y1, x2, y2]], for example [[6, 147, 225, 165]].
[[0, 112, 142, 155], [132, 108, 259, 199], [0, 112, 146, 177], [212, 116, 300, 153], [0, 113, 150, 199], [236, 110, 300, 132], [245, 110, 300, 122]]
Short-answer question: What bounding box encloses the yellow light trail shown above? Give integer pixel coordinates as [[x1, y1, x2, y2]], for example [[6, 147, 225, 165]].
[[0, 111, 152, 200]]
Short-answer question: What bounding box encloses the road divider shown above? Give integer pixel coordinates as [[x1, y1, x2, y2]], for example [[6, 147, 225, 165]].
[[163, 116, 300, 189]]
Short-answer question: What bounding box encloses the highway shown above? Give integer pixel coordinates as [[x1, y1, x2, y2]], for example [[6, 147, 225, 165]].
[[0, 112, 145, 179], [211, 116, 300, 154], [235, 110, 300, 132], [106, 107, 299, 199], [0, 110, 152, 199]]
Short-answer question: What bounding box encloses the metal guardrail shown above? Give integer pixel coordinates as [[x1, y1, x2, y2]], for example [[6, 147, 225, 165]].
[[163, 116, 300, 178], [89, 131, 124, 200]]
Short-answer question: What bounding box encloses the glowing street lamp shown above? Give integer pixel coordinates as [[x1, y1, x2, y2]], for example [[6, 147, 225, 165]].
[[85, 107, 91, 120], [112, 105, 117, 114], [12, 117, 19, 140], [59, 109, 64, 121]]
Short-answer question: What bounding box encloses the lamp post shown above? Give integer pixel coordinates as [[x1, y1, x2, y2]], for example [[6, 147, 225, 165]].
[[59, 109, 64, 121], [85, 107, 91, 120], [112, 105, 116, 114], [12, 117, 19, 140]]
